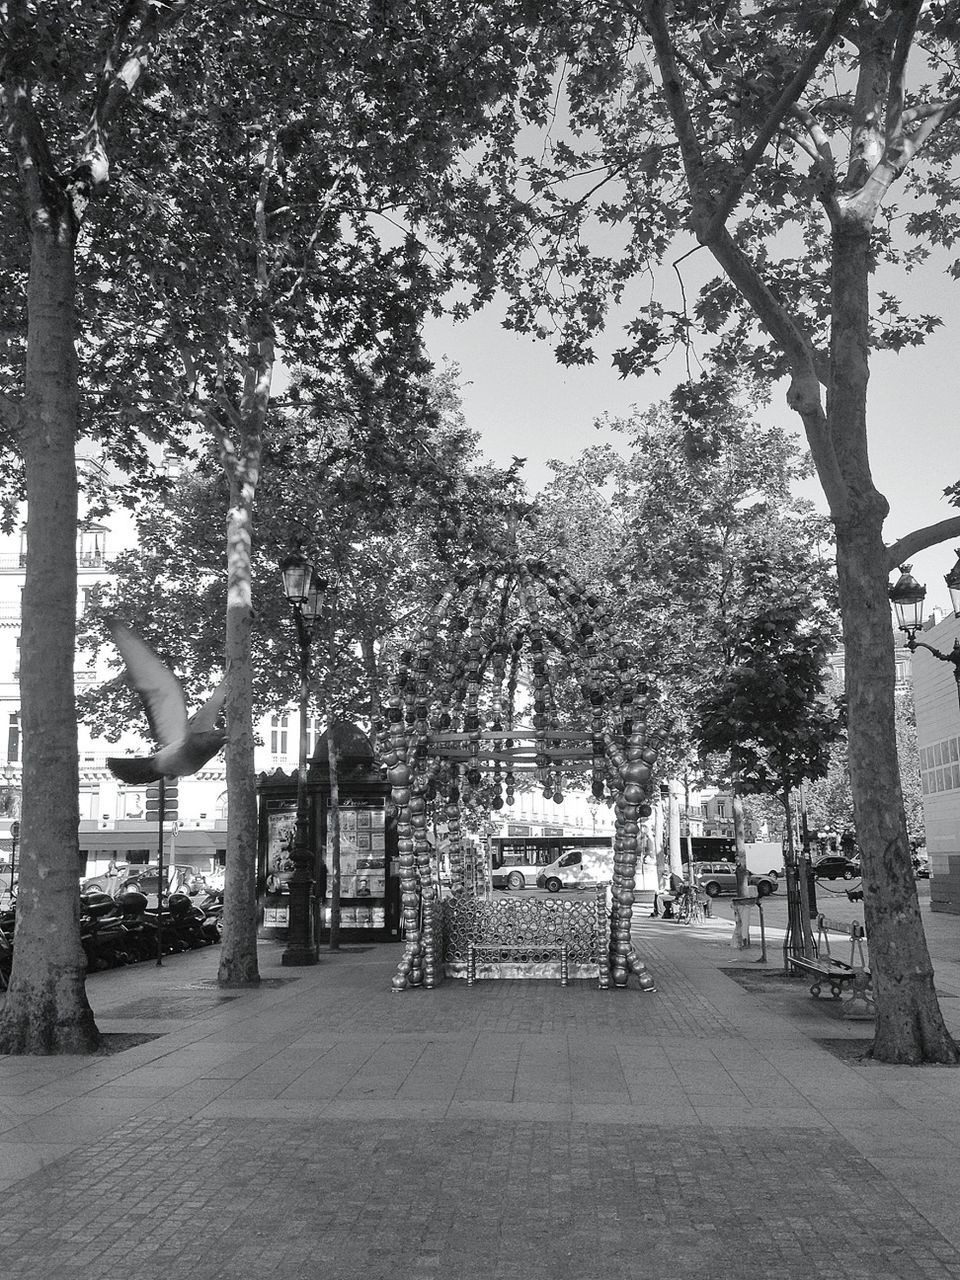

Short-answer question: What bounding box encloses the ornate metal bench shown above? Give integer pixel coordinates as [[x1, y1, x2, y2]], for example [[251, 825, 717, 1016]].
[[466, 941, 569, 986], [789, 914, 873, 1015]]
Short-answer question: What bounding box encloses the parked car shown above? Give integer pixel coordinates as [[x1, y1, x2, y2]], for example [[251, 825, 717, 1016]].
[[81, 863, 202, 904], [812, 854, 861, 881], [691, 861, 778, 898]]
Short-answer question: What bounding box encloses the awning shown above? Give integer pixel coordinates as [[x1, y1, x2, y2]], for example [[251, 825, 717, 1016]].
[[78, 829, 226, 853]]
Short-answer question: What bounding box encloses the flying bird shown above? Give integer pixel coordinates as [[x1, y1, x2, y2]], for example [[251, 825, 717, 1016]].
[[105, 620, 227, 785]]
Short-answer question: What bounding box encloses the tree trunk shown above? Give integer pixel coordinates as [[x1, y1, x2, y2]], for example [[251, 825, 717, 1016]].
[[667, 781, 683, 879], [836, 514, 957, 1062], [731, 776, 749, 896], [327, 731, 341, 950], [782, 790, 815, 965], [361, 632, 379, 726], [730, 780, 752, 949], [0, 218, 100, 1053], [830, 221, 957, 1063], [217, 472, 260, 987]]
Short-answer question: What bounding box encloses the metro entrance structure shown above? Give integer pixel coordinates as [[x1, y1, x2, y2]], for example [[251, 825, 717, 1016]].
[[376, 552, 659, 993]]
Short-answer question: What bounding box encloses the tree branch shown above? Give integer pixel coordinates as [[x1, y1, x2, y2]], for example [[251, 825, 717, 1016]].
[[885, 0, 924, 139], [73, 0, 187, 212], [0, 78, 62, 219], [705, 0, 858, 238], [640, 0, 710, 216], [886, 516, 960, 572], [909, 95, 960, 153], [706, 226, 848, 514]]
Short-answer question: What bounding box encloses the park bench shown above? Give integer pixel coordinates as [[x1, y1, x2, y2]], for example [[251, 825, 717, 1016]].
[[788, 914, 874, 1016], [466, 941, 569, 986]]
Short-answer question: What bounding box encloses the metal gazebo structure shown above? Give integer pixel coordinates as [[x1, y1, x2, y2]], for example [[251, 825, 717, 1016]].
[[376, 555, 660, 993]]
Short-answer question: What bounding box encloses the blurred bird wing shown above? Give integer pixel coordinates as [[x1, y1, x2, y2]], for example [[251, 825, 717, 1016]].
[[189, 679, 227, 733], [110, 622, 188, 746]]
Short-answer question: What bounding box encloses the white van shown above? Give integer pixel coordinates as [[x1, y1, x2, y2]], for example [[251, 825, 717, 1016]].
[[536, 846, 612, 892]]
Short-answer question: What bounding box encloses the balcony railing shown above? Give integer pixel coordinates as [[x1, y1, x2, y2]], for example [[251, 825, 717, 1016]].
[[0, 552, 106, 572]]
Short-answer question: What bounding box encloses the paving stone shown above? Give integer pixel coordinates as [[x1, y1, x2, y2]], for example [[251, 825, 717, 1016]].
[[1, 1117, 958, 1280], [2, 910, 960, 1276]]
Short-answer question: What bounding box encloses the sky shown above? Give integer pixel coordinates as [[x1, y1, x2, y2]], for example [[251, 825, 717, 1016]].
[[423, 258, 960, 619]]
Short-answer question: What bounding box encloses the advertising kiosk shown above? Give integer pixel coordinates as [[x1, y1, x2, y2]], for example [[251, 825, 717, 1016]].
[[256, 721, 400, 943]]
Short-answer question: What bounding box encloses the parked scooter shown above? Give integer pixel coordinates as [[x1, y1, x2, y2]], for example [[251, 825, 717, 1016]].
[[114, 889, 158, 962], [192, 889, 223, 944], [80, 891, 136, 969], [166, 892, 211, 949]]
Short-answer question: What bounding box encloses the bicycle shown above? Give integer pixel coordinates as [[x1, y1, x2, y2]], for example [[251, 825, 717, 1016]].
[[674, 883, 706, 926]]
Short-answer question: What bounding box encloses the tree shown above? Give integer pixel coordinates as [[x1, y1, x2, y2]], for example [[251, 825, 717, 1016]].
[[697, 585, 843, 949], [470, 0, 960, 1063], [533, 377, 834, 770], [0, 0, 200, 1053]]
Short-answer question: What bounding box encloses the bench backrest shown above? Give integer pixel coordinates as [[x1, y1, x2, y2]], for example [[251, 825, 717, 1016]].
[[819, 915, 866, 940], [816, 914, 868, 969]]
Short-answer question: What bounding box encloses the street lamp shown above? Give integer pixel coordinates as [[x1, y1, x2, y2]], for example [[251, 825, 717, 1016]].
[[279, 544, 327, 966], [889, 563, 960, 709]]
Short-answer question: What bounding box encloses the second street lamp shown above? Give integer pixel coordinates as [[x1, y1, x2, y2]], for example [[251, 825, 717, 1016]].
[[279, 545, 326, 966], [890, 562, 960, 710]]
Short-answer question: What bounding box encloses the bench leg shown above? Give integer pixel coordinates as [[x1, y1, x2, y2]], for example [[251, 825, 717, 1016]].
[[844, 971, 876, 1018], [467, 943, 475, 987], [560, 944, 568, 987]]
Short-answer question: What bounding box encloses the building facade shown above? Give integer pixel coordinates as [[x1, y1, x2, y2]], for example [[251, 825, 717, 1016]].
[[911, 611, 960, 913]]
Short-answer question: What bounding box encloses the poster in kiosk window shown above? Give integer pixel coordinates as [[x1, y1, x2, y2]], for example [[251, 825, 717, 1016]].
[[323, 801, 388, 934]]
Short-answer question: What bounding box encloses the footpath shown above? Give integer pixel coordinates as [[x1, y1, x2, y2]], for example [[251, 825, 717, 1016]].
[[1, 900, 960, 1280]]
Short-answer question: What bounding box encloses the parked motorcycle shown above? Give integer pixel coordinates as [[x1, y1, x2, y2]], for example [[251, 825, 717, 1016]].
[[80, 891, 136, 969], [192, 889, 224, 944]]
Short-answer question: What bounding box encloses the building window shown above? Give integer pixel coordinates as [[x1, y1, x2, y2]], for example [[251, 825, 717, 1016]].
[[270, 714, 289, 756], [215, 791, 228, 819], [7, 712, 18, 763], [12, 636, 19, 679], [123, 790, 145, 819], [77, 528, 106, 568], [306, 715, 322, 756], [921, 737, 960, 795], [78, 786, 100, 820]]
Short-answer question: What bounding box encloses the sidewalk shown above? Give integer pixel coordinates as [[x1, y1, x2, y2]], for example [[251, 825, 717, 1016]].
[[2, 909, 960, 1279]]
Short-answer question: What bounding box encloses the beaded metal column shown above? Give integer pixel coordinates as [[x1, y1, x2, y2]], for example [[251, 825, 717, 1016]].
[[606, 729, 658, 991]]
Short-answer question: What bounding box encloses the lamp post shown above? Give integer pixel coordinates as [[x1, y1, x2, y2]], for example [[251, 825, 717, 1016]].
[[889, 558, 960, 710], [279, 544, 326, 966]]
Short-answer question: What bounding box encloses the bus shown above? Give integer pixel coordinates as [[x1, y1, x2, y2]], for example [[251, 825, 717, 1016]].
[[490, 835, 613, 890]]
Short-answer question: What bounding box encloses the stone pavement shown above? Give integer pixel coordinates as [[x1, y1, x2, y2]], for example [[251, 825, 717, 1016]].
[[2, 904, 960, 1279]]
